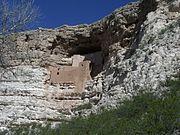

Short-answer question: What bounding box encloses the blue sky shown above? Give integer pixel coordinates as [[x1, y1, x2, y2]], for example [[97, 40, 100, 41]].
[[34, 0, 134, 28]]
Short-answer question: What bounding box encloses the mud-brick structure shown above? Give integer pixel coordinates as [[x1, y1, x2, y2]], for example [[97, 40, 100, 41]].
[[49, 55, 92, 93]]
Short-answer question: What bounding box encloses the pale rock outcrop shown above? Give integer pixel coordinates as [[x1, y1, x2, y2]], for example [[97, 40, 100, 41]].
[[0, 66, 83, 126], [169, 0, 180, 12], [99, 0, 180, 107], [0, 0, 180, 130]]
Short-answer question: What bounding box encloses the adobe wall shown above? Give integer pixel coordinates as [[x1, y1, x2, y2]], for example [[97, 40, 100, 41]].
[[49, 61, 91, 93], [49, 66, 78, 84], [48, 52, 103, 94], [72, 55, 85, 67]]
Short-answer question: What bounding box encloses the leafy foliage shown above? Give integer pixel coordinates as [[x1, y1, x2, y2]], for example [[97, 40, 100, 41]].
[[1, 77, 179, 135], [73, 103, 92, 111]]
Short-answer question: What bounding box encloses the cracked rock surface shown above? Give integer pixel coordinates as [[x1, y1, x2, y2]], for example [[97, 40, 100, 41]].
[[0, 0, 180, 129]]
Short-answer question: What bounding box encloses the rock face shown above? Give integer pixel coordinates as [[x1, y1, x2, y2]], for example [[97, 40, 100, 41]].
[[0, 66, 84, 126], [0, 0, 180, 128], [169, 0, 180, 12]]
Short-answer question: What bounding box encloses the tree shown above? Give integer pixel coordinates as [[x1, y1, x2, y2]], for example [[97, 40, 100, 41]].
[[0, 0, 38, 68]]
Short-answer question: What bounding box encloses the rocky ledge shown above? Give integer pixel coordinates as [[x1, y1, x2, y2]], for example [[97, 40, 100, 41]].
[[0, 0, 180, 129]]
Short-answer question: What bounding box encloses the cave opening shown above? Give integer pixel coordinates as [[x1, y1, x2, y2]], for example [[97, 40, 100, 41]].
[[84, 51, 103, 78], [69, 46, 104, 78]]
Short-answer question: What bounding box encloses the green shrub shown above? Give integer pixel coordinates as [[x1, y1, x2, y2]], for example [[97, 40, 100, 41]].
[[3, 76, 180, 135], [73, 103, 92, 111], [57, 76, 180, 135], [159, 21, 179, 35]]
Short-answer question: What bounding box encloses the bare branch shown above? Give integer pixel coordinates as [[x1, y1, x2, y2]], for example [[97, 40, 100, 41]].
[[0, 0, 39, 68]]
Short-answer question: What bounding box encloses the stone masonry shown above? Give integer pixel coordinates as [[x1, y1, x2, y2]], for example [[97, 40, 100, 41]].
[[48, 55, 92, 93]]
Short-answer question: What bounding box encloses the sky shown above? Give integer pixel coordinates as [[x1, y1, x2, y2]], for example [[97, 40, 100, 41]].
[[34, 0, 134, 29]]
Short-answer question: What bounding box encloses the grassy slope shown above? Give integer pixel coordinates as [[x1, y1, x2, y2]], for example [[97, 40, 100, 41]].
[[1, 76, 180, 135], [58, 77, 180, 135]]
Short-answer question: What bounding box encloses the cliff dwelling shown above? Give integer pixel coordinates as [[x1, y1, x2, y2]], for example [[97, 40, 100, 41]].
[[49, 55, 91, 93], [48, 52, 103, 93]]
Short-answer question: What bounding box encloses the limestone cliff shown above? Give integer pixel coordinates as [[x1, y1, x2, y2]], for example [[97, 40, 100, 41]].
[[0, 0, 180, 129]]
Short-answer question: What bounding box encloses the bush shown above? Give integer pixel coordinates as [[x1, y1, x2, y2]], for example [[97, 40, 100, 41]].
[[73, 103, 92, 111], [2, 76, 180, 135], [55, 77, 180, 135]]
